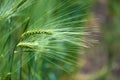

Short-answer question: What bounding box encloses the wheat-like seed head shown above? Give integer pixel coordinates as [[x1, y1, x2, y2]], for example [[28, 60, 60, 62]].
[[17, 42, 38, 49], [20, 30, 53, 39]]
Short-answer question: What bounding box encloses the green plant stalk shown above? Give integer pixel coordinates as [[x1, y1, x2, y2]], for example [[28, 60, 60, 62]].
[[7, 17, 30, 80], [19, 53, 22, 80], [27, 52, 42, 80]]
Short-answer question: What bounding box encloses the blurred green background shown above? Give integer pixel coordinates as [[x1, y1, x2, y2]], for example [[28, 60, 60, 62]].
[[77, 0, 120, 80]]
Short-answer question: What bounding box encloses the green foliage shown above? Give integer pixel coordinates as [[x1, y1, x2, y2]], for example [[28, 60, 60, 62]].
[[0, 0, 92, 80]]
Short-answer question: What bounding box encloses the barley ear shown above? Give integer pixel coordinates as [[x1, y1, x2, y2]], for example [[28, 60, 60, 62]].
[[20, 30, 53, 39]]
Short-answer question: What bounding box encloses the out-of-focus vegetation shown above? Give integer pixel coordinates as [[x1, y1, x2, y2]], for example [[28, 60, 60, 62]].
[[101, 0, 120, 80], [0, 0, 120, 80], [76, 0, 120, 80]]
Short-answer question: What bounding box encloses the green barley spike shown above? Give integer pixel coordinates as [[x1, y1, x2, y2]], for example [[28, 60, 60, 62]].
[[17, 42, 38, 49], [20, 30, 53, 39]]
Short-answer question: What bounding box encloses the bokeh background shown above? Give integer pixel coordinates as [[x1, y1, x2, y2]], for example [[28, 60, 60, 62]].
[[75, 0, 120, 80]]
